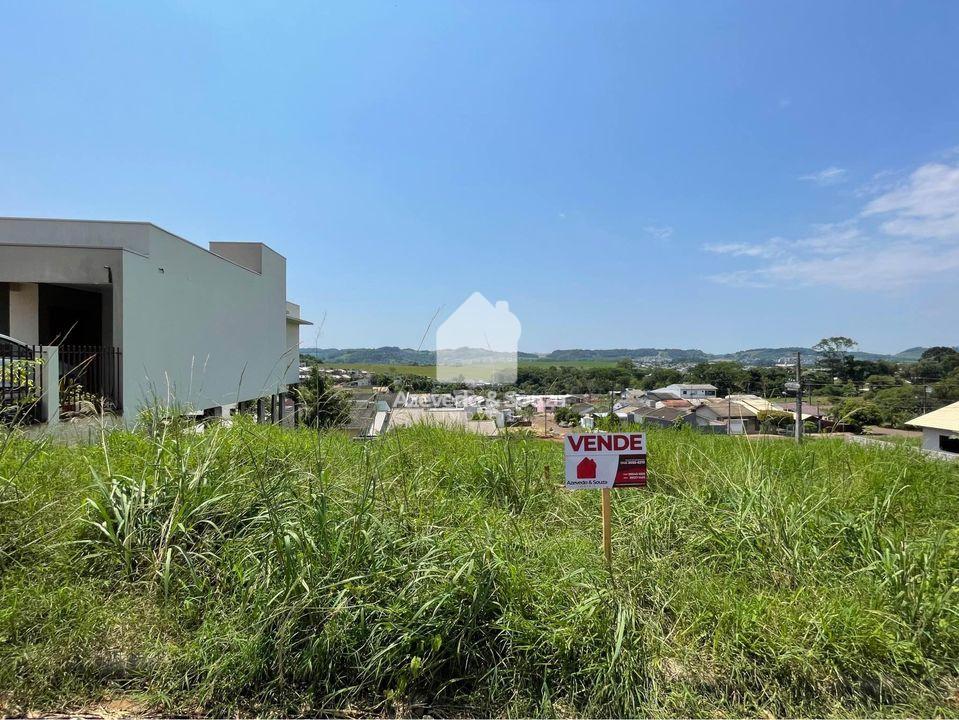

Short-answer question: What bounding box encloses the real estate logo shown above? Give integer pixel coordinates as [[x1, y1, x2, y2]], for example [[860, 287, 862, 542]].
[[436, 292, 521, 385]]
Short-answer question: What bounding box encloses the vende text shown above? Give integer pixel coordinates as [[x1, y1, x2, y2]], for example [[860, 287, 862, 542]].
[[567, 434, 644, 453]]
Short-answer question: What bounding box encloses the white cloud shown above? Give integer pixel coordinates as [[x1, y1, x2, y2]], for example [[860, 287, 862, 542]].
[[798, 166, 847, 186], [711, 243, 959, 292], [644, 225, 674, 240], [704, 240, 785, 259], [862, 162, 959, 239], [704, 223, 860, 261], [708, 158, 959, 292]]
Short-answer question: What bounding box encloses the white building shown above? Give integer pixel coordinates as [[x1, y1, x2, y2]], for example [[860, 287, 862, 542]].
[[907, 402, 959, 455], [0, 217, 309, 420], [658, 383, 718, 399]]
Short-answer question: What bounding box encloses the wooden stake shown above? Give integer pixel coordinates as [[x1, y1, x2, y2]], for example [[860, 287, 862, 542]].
[[601, 487, 612, 565]]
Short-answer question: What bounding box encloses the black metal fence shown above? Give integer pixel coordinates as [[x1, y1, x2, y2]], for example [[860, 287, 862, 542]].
[[58, 345, 122, 414], [0, 343, 43, 423]]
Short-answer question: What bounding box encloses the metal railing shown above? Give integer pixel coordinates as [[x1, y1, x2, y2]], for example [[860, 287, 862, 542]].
[[58, 345, 122, 414], [0, 343, 43, 423]]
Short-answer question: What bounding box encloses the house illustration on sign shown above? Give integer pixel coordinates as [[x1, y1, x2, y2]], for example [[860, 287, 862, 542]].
[[576, 457, 597, 479], [436, 292, 521, 384]]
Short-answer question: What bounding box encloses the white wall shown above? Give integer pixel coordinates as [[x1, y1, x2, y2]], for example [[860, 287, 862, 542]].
[[120, 227, 295, 415], [922, 427, 956, 453]]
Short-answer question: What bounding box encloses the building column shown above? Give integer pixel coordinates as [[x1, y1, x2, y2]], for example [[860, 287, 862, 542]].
[[270, 394, 278, 424], [292, 388, 302, 427], [9, 283, 39, 345], [40, 346, 59, 424], [256, 397, 265, 424]]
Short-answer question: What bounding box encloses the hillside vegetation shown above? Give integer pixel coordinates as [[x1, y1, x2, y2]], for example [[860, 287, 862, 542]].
[[2, 422, 959, 717]]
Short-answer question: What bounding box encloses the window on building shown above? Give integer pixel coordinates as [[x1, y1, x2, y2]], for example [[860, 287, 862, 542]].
[[940, 434, 959, 454]]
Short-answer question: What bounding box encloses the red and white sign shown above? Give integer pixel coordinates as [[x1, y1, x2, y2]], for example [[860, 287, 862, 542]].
[[564, 432, 647, 490]]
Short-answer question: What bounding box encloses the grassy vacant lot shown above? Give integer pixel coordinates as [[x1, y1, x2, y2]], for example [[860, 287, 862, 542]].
[[2, 421, 959, 717]]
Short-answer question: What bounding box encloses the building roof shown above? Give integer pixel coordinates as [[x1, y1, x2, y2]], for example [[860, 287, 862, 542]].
[[667, 383, 718, 391], [389, 408, 499, 436], [907, 401, 959, 433], [639, 406, 688, 422], [695, 399, 758, 419], [727, 394, 779, 413], [644, 390, 681, 401], [661, 399, 693, 408], [773, 402, 823, 419]]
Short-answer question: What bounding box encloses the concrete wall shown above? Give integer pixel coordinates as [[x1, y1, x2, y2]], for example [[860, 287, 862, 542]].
[[119, 226, 295, 415], [922, 427, 956, 453], [285, 321, 300, 385], [0, 218, 150, 255]]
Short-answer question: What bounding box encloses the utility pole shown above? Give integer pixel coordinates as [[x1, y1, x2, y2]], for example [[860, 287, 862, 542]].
[[727, 394, 731, 435], [794, 351, 803, 444]]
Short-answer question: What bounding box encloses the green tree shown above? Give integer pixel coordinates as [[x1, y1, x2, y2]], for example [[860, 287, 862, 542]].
[[934, 368, 959, 404], [687, 361, 748, 396], [864, 374, 898, 389], [830, 397, 884, 432], [554, 406, 580, 425], [639, 368, 684, 390], [814, 336, 858, 382], [294, 367, 352, 429]]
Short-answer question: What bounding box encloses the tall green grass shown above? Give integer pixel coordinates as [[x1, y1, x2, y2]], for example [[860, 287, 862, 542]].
[[1, 419, 958, 717]]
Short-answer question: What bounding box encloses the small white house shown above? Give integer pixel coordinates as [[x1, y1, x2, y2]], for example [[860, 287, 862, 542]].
[[907, 402, 959, 455], [659, 383, 718, 399]]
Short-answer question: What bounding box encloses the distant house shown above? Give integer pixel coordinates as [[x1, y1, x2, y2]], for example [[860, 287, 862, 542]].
[[659, 383, 718, 399], [907, 402, 959, 455], [772, 401, 827, 427], [688, 399, 760, 434], [727, 394, 779, 414], [568, 402, 595, 416], [634, 390, 681, 408], [635, 406, 689, 428], [388, 407, 499, 436], [613, 404, 644, 422]]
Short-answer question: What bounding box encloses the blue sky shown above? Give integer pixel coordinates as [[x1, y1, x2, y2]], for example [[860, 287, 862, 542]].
[[1, 1, 957, 354]]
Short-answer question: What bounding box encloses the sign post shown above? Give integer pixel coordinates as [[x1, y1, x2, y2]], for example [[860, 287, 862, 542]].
[[601, 488, 612, 564], [564, 432, 647, 565]]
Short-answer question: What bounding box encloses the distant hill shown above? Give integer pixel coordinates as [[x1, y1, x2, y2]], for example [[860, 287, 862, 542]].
[[540, 348, 711, 363], [303, 347, 435, 365], [303, 345, 953, 367], [892, 346, 958, 360]]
